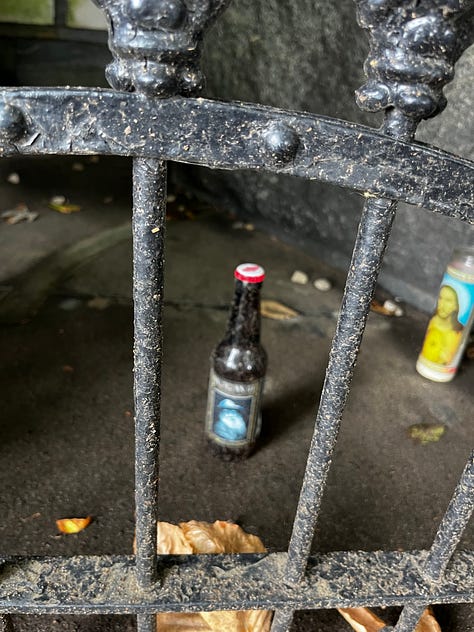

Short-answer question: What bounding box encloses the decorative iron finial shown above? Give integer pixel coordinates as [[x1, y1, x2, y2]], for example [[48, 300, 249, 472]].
[[355, 0, 474, 127], [92, 0, 230, 97]]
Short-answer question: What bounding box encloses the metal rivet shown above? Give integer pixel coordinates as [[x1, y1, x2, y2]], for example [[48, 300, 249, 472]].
[[263, 123, 299, 164]]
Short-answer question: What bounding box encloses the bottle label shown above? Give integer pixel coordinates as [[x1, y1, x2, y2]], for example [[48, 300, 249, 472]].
[[205, 370, 263, 448], [417, 271, 474, 378]]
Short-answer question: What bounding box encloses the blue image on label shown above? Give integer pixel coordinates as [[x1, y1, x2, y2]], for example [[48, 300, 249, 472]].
[[442, 272, 474, 326], [212, 393, 251, 442]]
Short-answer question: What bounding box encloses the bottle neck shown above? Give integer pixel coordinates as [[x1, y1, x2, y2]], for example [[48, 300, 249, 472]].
[[224, 280, 262, 346]]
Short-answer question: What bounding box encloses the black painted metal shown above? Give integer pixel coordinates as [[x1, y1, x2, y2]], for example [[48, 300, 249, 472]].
[[0, 91, 473, 223], [272, 111, 412, 632], [1, 0, 474, 631], [391, 451, 474, 632], [132, 157, 167, 590], [1, 550, 474, 613], [0, 615, 13, 632]]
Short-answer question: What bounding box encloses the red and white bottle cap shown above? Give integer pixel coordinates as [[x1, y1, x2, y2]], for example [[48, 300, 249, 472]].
[[234, 263, 265, 283]]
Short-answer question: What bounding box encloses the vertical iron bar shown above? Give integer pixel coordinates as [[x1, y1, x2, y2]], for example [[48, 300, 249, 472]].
[[271, 608, 294, 632], [137, 613, 157, 632], [271, 195, 397, 632], [393, 450, 474, 632], [284, 195, 397, 583], [271, 114, 417, 632], [391, 605, 427, 632], [423, 450, 474, 581], [133, 157, 167, 632]]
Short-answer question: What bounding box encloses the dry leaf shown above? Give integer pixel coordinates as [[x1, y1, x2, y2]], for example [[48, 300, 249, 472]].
[[157, 522, 194, 554], [180, 520, 267, 554], [370, 299, 393, 316], [408, 423, 446, 444], [49, 202, 81, 214], [56, 516, 92, 534], [1, 204, 38, 224], [261, 299, 299, 321], [152, 521, 270, 632], [338, 608, 385, 631], [338, 607, 441, 632], [370, 299, 403, 317], [87, 297, 111, 310], [415, 608, 442, 632], [149, 522, 441, 632]]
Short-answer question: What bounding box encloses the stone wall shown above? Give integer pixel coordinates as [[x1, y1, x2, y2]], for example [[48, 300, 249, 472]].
[[1, 0, 473, 311], [199, 0, 474, 312]]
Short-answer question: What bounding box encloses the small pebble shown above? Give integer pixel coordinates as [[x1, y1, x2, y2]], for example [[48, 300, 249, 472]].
[[88, 155, 100, 164], [87, 296, 111, 310], [7, 172, 20, 184], [291, 270, 308, 285], [72, 162, 85, 172], [383, 299, 404, 317], [50, 195, 66, 205], [103, 196, 113, 204], [232, 221, 255, 231], [166, 194, 177, 203], [59, 298, 82, 311], [313, 277, 332, 292]]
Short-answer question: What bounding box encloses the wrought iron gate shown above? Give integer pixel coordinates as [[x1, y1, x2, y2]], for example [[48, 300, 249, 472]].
[[1, 1, 473, 631]]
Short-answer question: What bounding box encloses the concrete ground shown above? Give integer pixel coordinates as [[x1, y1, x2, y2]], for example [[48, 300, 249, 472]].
[[0, 156, 473, 631]]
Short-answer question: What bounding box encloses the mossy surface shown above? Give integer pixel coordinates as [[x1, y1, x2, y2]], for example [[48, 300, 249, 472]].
[[0, 0, 54, 25], [67, 0, 107, 30]]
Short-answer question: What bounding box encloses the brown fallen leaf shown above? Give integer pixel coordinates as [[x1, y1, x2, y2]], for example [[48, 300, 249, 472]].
[[338, 608, 385, 631], [338, 606, 441, 632], [56, 516, 92, 534], [146, 521, 271, 632], [370, 299, 393, 316], [370, 299, 403, 317], [261, 299, 299, 320]]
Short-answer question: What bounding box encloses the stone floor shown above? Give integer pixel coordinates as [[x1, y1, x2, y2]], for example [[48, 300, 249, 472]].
[[0, 156, 472, 631]]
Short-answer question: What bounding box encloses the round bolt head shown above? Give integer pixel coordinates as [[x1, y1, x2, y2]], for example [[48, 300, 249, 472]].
[[263, 123, 300, 164]]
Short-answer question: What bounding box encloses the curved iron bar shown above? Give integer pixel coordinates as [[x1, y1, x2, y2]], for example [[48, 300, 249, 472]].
[[0, 90, 472, 223]]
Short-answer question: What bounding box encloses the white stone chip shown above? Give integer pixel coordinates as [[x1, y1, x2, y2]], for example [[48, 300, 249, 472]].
[[291, 270, 309, 285], [7, 172, 20, 184], [313, 277, 332, 292], [383, 299, 404, 317]]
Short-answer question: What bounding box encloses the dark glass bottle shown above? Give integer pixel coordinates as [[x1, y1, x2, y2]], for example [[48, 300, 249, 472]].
[[205, 263, 267, 460]]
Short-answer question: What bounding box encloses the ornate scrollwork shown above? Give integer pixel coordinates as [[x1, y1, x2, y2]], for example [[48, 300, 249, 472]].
[[92, 0, 230, 97], [355, 0, 474, 124]]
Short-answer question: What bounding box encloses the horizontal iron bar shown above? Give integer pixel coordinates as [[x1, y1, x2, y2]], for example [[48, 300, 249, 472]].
[[0, 551, 473, 614], [0, 89, 472, 223]]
